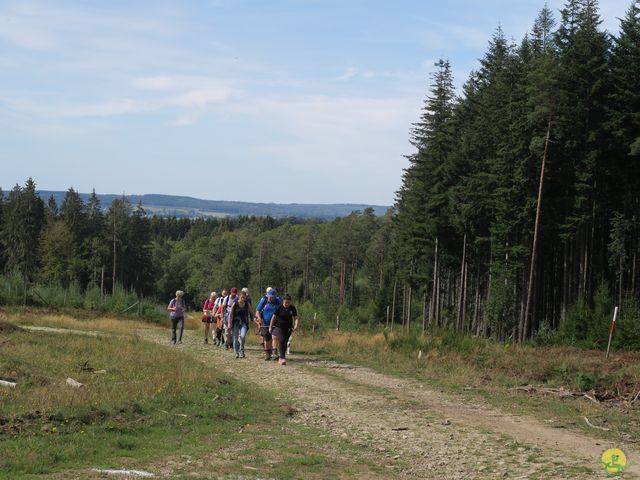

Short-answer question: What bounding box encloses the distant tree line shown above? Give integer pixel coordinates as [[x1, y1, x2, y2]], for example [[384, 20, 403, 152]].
[[0, 180, 390, 324]]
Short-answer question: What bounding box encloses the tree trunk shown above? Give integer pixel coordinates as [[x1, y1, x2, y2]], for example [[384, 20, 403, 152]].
[[257, 242, 263, 295], [329, 259, 334, 299], [522, 119, 551, 342], [422, 290, 428, 334], [349, 261, 356, 305], [406, 286, 412, 332], [112, 213, 117, 292], [457, 232, 467, 333], [432, 237, 440, 326], [472, 278, 480, 335], [391, 279, 397, 330], [401, 285, 406, 331], [461, 260, 468, 333], [379, 244, 385, 290], [304, 237, 311, 300]]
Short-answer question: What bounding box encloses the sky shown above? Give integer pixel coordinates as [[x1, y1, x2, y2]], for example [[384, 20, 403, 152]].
[[0, 0, 630, 205]]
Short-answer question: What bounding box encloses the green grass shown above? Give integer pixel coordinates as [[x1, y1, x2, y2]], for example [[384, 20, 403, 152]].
[[0, 319, 386, 479]]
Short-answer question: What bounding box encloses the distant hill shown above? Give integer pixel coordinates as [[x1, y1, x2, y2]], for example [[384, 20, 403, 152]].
[[36, 191, 390, 220]]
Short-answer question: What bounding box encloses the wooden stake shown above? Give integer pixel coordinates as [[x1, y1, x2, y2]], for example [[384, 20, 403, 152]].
[[606, 306, 619, 359]]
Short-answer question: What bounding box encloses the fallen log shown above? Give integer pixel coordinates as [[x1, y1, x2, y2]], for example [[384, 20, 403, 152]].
[[583, 417, 609, 431], [66, 378, 83, 388]]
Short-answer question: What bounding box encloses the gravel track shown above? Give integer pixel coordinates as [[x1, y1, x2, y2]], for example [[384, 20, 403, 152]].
[[139, 329, 639, 479]]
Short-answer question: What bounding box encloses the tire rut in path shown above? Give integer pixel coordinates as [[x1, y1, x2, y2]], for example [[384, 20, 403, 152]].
[[141, 330, 635, 479]]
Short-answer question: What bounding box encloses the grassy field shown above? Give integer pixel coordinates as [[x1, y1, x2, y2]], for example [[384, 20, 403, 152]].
[[0, 312, 385, 479], [292, 328, 640, 444]]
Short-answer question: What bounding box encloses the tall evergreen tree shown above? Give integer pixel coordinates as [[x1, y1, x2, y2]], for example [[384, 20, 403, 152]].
[[1, 179, 45, 280], [394, 59, 457, 287]]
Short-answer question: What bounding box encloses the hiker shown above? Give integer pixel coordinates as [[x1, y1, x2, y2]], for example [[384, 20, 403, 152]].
[[256, 287, 282, 360], [222, 288, 239, 350], [213, 289, 227, 346], [241, 287, 252, 307], [167, 290, 186, 345], [269, 294, 299, 365], [229, 290, 255, 358], [202, 291, 217, 344]]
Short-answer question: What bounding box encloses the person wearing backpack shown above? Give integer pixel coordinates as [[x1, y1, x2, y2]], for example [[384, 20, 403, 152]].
[[269, 293, 299, 365], [202, 291, 217, 344], [255, 287, 282, 360], [222, 287, 239, 350], [229, 290, 255, 358], [213, 289, 227, 347], [167, 290, 186, 345]]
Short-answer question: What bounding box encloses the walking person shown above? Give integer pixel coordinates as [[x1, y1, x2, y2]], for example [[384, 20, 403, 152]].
[[256, 287, 281, 360], [241, 287, 252, 308], [167, 290, 186, 345], [222, 288, 239, 350], [202, 291, 217, 344], [213, 289, 227, 346], [229, 291, 255, 358], [269, 294, 299, 365]]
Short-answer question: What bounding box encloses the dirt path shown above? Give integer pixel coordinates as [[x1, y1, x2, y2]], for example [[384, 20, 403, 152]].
[[137, 329, 639, 479]]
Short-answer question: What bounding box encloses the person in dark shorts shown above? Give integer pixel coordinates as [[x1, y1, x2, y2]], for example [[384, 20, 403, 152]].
[[256, 287, 281, 360], [268, 294, 299, 365]]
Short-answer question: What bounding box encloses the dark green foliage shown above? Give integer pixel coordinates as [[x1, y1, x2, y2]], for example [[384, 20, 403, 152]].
[[1, 179, 45, 280], [392, 0, 640, 344]]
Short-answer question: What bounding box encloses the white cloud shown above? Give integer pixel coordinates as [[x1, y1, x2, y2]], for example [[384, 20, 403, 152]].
[[170, 114, 198, 127], [132, 76, 179, 91], [336, 67, 358, 81], [171, 87, 233, 108], [237, 94, 416, 174], [1, 84, 237, 119], [0, 16, 60, 50]]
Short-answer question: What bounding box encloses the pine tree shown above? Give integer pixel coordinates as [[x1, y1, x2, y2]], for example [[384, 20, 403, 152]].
[[1, 179, 45, 280], [60, 187, 86, 247], [394, 59, 457, 288], [608, 1, 640, 298], [554, 0, 611, 305]]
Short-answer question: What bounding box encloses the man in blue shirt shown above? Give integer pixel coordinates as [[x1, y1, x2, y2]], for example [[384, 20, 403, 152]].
[[255, 287, 282, 360]]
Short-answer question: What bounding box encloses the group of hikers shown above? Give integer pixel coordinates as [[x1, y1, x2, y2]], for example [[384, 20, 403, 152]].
[[167, 287, 299, 365]]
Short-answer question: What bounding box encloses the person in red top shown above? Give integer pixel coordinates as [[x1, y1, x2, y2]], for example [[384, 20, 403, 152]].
[[202, 291, 218, 344]]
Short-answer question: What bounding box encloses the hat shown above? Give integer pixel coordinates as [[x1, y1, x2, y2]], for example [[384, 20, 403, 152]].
[[241, 287, 249, 294], [266, 288, 276, 297], [230, 287, 238, 294]]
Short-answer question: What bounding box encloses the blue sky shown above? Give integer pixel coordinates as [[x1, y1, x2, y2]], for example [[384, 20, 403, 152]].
[[0, 0, 628, 205]]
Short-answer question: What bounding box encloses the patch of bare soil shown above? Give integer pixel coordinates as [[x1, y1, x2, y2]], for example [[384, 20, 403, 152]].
[[135, 330, 640, 479], [0, 320, 20, 332]]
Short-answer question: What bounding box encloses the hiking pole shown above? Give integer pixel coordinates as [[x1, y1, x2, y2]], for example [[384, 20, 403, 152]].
[[605, 306, 619, 359]]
